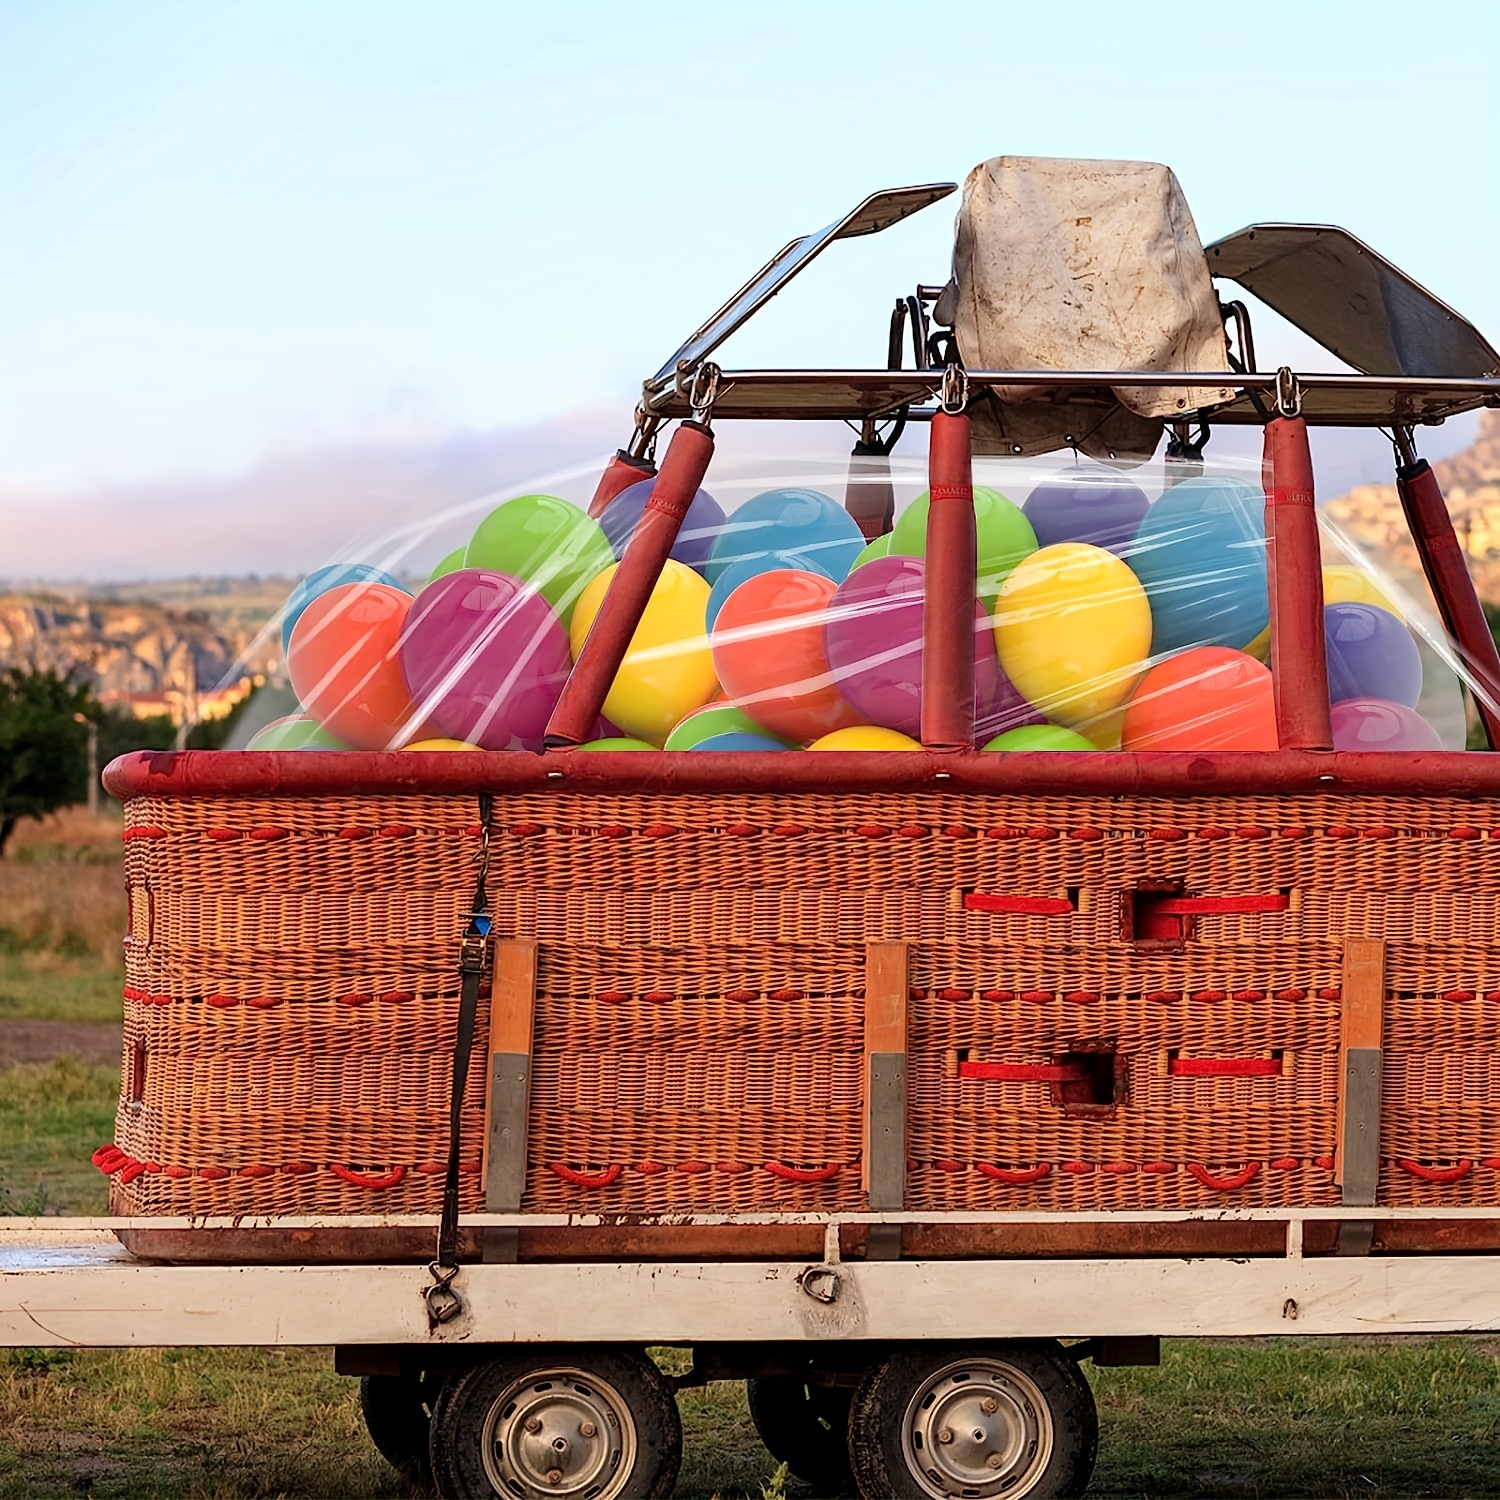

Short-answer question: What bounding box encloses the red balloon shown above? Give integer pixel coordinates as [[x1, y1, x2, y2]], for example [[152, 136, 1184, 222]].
[[710, 569, 863, 743], [286, 582, 420, 749], [1121, 647, 1277, 752]]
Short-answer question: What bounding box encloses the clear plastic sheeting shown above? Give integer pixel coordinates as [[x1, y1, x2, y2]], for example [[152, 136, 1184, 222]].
[[212, 442, 1476, 757]]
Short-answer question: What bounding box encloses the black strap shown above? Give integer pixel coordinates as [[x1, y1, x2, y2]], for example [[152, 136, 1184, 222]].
[[425, 791, 494, 1325]]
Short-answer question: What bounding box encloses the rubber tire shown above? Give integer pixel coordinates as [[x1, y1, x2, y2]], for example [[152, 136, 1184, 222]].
[[360, 1371, 437, 1487], [427, 1348, 682, 1500], [747, 1375, 856, 1496], [847, 1342, 1097, 1500]]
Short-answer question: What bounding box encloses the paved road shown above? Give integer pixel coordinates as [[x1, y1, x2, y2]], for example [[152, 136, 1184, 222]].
[[0, 1021, 120, 1070]]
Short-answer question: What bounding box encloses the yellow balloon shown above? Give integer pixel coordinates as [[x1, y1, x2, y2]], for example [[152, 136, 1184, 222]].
[[807, 726, 922, 751], [994, 543, 1151, 727], [1242, 565, 1404, 663], [570, 559, 719, 743], [402, 738, 481, 751]]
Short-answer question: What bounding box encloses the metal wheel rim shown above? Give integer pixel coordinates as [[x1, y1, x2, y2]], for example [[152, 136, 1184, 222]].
[[899, 1356, 1054, 1498], [479, 1366, 637, 1499]]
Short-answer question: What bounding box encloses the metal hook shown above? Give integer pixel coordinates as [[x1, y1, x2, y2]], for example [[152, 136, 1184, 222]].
[[689, 362, 722, 426], [1274, 366, 1302, 420], [939, 364, 969, 416]]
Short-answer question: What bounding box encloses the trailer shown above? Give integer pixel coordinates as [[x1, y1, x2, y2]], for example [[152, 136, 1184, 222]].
[[10, 157, 1500, 1498]]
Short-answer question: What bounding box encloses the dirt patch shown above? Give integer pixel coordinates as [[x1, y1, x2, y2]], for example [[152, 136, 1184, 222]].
[[0, 1020, 120, 1070]]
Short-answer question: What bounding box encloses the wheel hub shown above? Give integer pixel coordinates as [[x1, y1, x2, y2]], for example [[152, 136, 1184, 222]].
[[482, 1368, 636, 1498], [902, 1359, 1053, 1498]]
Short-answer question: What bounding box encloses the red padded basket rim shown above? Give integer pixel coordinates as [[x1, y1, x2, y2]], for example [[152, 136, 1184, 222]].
[[103, 748, 1500, 801]]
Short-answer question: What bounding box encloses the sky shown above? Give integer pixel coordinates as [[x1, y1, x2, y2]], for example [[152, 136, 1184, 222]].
[[1, 0, 1496, 578]]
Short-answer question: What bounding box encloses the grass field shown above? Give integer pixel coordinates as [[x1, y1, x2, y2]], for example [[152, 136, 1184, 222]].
[[8, 811, 1500, 1494]]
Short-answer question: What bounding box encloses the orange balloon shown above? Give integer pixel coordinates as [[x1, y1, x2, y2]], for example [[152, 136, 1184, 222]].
[[286, 582, 420, 750], [1121, 647, 1277, 752], [710, 569, 863, 743]]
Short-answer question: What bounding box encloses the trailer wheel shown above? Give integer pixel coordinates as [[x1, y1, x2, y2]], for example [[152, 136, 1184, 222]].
[[747, 1375, 855, 1495], [847, 1342, 1097, 1500], [359, 1371, 437, 1485], [427, 1348, 681, 1500]]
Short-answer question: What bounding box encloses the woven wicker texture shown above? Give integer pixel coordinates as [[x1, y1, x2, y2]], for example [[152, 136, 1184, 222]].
[[107, 788, 1500, 1216]]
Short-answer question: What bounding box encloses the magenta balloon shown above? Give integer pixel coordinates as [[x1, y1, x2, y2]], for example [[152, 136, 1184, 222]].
[[823, 554, 1024, 737], [1329, 696, 1443, 752], [398, 569, 571, 751]]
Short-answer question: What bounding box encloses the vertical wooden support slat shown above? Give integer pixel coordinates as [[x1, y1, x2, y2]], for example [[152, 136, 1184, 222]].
[[483, 941, 538, 1220], [864, 943, 909, 1221], [1336, 939, 1385, 1213]]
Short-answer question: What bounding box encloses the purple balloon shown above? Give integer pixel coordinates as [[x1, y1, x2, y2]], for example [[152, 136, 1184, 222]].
[[1330, 697, 1443, 752], [398, 569, 572, 751], [1325, 602, 1421, 707], [599, 479, 725, 573], [823, 555, 1033, 738], [1023, 463, 1150, 555]]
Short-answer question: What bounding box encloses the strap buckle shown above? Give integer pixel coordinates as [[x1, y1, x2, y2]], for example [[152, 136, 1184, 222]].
[[424, 1260, 463, 1325]]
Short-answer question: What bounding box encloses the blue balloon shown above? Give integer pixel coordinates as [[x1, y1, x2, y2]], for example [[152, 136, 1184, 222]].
[[705, 489, 864, 586], [691, 731, 789, 752], [1126, 477, 1268, 654], [705, 550, 833, 632], [1023, 463, 1150, 555], [599, 479, 725, 573], [281, 564, 407, 652], [1325, 602, 1422, 707]]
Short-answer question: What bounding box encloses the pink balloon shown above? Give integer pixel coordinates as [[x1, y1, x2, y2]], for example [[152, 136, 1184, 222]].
[[1329, 696, 1443, 752], [398, 569, 572, 751], [823, 555, 1034, 739]]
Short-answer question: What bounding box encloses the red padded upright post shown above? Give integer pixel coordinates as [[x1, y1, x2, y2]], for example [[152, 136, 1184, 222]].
[[546, 420, 714, 747], [587, 450, 657, 518], [1263, 416, 1332, 751], [921, 409, 977, 750], [1397, 457, 1500, 747]]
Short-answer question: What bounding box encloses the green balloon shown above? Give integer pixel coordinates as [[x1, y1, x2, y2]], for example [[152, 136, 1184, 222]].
[[850, 533, 894, 570], [575, 737, 655, 751], [246, 715, 347, 751], [465, 494, 614, 627], [429, 546, 467, 582], [664, 704, 785, 750], [890, 486, 1037, 605], [983, 723, 1096, 752]]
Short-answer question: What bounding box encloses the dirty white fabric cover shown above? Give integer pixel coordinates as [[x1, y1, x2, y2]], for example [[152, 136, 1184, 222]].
[[942, 156, 1237, 460]]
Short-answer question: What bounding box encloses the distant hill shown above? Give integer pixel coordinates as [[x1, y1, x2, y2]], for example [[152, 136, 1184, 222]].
[[1322, 410, 1500, 598]]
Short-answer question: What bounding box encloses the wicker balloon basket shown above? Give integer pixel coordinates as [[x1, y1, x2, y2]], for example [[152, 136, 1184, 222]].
[[96, 751, 1500, 1258]]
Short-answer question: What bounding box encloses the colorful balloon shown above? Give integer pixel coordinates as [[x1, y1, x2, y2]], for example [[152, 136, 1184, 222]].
[[889, 485, 1037, 605], [245, 715, 347, 751], [465, 494, 614, 627], [1325, 602, 1422, 707], [569, 559, 718, 744], [850, 534, 894, 570], [403, 737, 482, 751], [705, 489, 865, 586], [994, 544, 1152, 728], [1330, 697, 1443, 751], [599, 479, 726, 573], [575, 737, 655, 751], [399, 569, 571, 751], [1121, 647, 1278, 752], [982, 723, 1095, 751], [706, 549, 832, 632], [429, 548, 467, 582], [711, 568, 864, 743], [822, 554, 1006, 740], [1022, 463, 1149, 555], [808, 726, 922, 750], [1126, 476, 1268, 654], [286, 582, 421, 750], [664, 703, 786, 750], [692, 731, 789, 751], [281, 564, 406, 653], [1323, 564, 1402, 616]]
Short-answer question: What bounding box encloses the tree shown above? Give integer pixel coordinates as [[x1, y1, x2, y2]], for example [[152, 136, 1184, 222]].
[[0, 668, 92, 856]]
